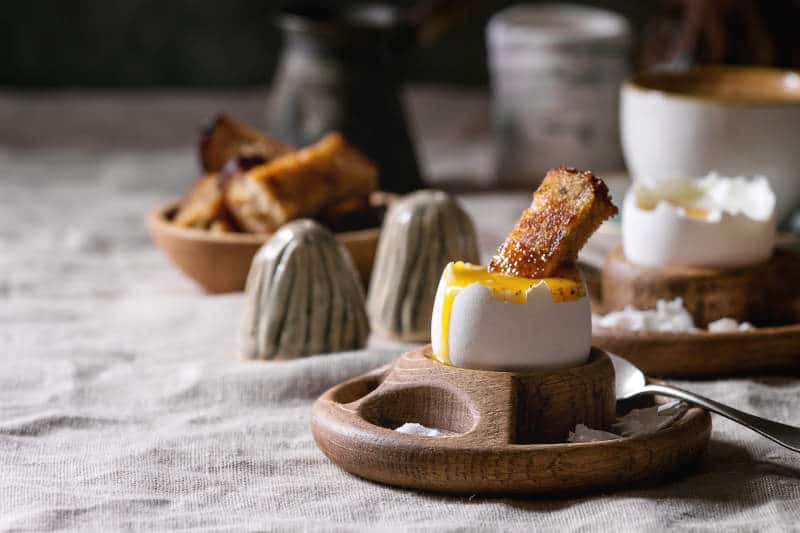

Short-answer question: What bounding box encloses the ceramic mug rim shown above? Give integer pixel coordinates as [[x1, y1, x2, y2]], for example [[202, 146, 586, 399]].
[[488, 3, 630, 48], [625, 65, 800, 106]]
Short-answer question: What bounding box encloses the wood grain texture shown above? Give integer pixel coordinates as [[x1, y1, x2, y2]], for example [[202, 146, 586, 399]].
[[595, 248, 800, 378], [602, 246, 767, 327], [312, 345, 711, 495], [148, 196, 385, 293]]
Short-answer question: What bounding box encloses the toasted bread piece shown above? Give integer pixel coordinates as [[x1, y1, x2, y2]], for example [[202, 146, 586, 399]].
[[488, 167, 617, 278], [173, 174, 225, 229], [200, 114, 292, 173], [209, 219, 237, 233], [224, 133, 378, 233], [173, 174, 241, 231]]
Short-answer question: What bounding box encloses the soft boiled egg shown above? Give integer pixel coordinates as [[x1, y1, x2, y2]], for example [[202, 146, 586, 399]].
[[430, 262, 591, 371], [622, 173, 776, 268]]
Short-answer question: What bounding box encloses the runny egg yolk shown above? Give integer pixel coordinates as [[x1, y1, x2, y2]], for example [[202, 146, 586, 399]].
[[636, 197, 709, 220], [681, 206, 709, 220], [432, 262, 585, 366], [634, 186, 709, 220]]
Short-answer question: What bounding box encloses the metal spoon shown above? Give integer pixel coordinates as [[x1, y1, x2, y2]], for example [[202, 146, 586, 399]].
[[610, 353, 800, 453]]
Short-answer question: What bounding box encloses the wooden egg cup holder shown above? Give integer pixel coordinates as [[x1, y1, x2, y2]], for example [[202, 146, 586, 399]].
[[594, 247, 800, 378], [312, 345, 711, 496]]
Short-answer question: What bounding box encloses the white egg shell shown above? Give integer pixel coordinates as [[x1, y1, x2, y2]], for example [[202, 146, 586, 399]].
[[622, 188, 776, 268], [431, 278, 592, 371]]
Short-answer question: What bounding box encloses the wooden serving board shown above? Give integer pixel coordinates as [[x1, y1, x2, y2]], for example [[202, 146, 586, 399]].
[[312, 346, 711, 496]]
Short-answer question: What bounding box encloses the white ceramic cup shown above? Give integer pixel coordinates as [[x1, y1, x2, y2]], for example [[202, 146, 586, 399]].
[[488, 4, 630, 188], [621, 66, 800, 222]]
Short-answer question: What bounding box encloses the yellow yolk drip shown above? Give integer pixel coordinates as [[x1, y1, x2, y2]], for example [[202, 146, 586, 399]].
[[635, 190, 709, 220], [432, 262, 585, 365], [681, 206, 709, 219]]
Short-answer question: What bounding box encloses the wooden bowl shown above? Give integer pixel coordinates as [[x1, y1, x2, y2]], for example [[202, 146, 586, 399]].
[[148, 202, 383, 293], [312, 345, 711, 495]]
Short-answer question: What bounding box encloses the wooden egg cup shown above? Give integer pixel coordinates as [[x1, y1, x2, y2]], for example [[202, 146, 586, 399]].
[[602, 246, 768, 327], [595, 247, 800, 377], [312, 345, 711, 495]]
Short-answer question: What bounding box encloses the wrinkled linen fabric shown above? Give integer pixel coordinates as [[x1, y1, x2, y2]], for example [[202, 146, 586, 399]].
[[2, 92, 800, 531]]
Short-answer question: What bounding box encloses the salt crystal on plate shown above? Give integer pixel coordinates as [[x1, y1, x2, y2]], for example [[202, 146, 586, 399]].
[[614, 400, 688, 437], [592, 298, 697, 332], [592, 298, 756, 333], [568, 401, 689, 442], [395, 422, 444, 437], [708, 317, 754, 333], [568, 424, 622, 443]]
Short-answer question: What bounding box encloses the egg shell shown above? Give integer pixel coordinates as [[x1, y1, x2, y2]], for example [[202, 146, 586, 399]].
[[431, 278, 592, 371], [622, 189, 776, 268]]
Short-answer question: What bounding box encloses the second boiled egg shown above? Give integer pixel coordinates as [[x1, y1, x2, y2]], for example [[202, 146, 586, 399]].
[[622, 173, 776, 269]]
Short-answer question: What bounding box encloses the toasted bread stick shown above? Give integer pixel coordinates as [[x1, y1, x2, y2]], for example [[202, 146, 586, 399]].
[[488, 167, 617, 278]]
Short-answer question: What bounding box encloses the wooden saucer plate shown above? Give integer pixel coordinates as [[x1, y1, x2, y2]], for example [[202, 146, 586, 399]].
[[312, 346, 711, 496], [148, 192, 391, 293], [593, 324, 800, 378]]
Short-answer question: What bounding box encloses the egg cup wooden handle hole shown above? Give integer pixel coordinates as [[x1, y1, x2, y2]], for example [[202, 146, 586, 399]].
[[318, 363, 393, 406]]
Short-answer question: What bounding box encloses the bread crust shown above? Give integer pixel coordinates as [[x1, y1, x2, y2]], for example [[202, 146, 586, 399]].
[[488, 167, 617, 278], [173, 174, 222, 228], [200, 114, 292, 173], [225, 133, 378, 233]]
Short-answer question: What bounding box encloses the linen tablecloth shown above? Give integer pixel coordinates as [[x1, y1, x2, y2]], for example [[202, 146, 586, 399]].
[[2, 90, 800, 531]]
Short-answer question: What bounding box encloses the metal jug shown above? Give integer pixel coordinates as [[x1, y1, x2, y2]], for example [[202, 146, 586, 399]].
[[268, 1, 476, 193]]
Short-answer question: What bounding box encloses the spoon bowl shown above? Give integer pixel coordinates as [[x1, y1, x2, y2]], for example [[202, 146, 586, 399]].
[[609, 352, 647, 400], [608, 353, 800, 453]]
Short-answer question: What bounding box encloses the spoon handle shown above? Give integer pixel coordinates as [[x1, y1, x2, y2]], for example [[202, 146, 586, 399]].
[[639, 383, 800, 453]]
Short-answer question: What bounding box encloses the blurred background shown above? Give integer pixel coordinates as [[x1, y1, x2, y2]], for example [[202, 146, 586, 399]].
[[3, 0, 799, 192], [4, 0, 799, 90], [2, 0, 651, 88]]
